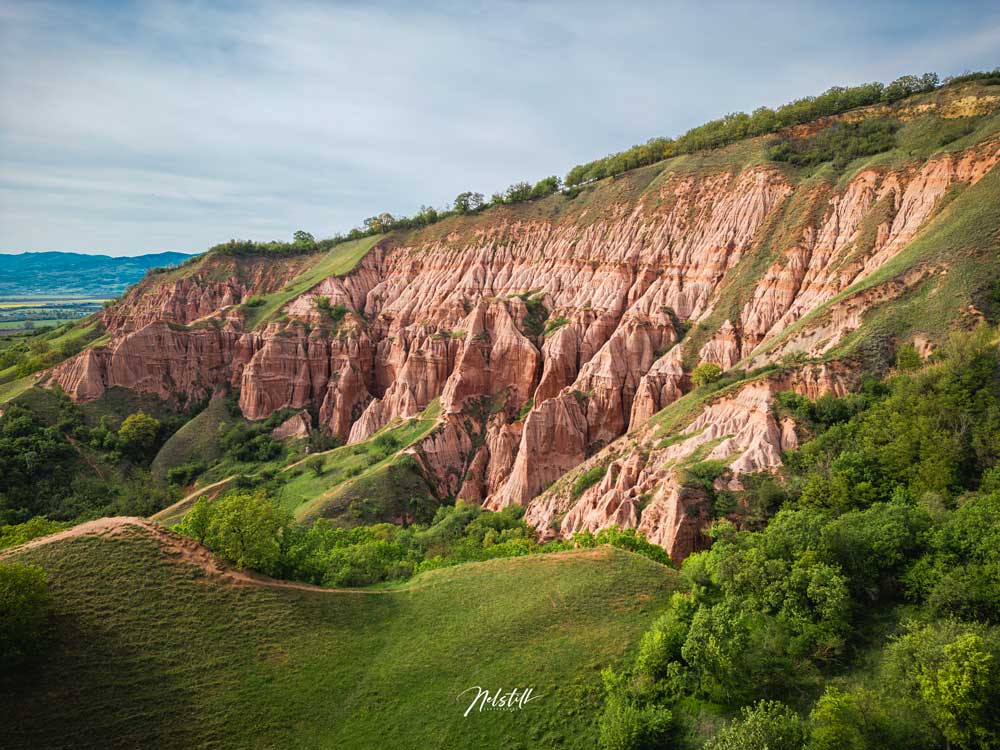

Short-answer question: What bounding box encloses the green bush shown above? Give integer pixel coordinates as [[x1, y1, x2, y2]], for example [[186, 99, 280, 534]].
[[179, 491, 291, 575], [306, 455, 325, 477], [765, 118, 900, 170], [0, 517, 68, 551], [572, 463, 608, 498], [166, 461, 207, 487], [691, 362, 723, 387], [118, 412, 162, 459], [598, 690, 672, 750], [315, 296, 348, 325], [706, 700, 804, 750]]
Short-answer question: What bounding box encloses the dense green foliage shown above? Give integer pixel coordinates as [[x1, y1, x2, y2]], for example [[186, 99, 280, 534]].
[[766, 119, 901, 170], [0, 517, 68, 551], [0, 562, 50, 670], [564, 72, 945, 186], [178, 497, 538, 586], [0, 394, 178, 523], [691, 362, 724, 387], [176, 492, 672, 588], [599, 328, 1000, 749]]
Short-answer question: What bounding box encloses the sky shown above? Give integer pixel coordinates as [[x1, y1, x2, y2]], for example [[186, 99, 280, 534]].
[[0, 1, 998, 257]]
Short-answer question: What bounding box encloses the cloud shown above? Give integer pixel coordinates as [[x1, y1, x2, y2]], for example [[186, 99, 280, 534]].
[[0, 0, 998, 255]]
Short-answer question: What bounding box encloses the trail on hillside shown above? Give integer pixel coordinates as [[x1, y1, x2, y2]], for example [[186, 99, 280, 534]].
[[149, 476, 236, 523], [0, 516, 611, 595], [0, 517, 375, 594]]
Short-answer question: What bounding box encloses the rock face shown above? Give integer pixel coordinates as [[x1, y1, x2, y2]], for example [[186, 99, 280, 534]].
[[271, 411, 312, 441], [525, 363, 858, 561], [44, 102, 1000, 559]]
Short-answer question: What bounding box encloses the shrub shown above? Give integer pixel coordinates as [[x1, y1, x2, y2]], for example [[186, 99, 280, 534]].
[[314, 296, 348, 325], [0, 517, 68, 550], [166, 461, 207, 487], [896, 343, 922, 371], [180, 491, 291, 575], [118, 412, 161, 459], [765, 118, 900, 170], [691, 362, 723, 387], [598, 669, 673, 750], [306, 456, 325, 477], [706, 700, 804, 750], [572, 463, 607, 498]]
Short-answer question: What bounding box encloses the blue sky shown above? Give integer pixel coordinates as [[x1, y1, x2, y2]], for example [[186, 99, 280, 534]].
[[1, 0, 998, 256]]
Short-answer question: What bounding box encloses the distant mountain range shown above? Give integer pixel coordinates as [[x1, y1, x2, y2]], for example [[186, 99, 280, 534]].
[[0, 251, 195, 299]]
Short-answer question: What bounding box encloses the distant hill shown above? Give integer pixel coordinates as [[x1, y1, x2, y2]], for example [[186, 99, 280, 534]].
[[0, 251, 194, 299]]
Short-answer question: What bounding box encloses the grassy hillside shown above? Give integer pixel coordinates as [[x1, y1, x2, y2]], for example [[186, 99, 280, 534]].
[[240, 235, 381, 329], [1, 526, 677, 750], [150, 395, 240, 481], [285, 402, 442, 522]]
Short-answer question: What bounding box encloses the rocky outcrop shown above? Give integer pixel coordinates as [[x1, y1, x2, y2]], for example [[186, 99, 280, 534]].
[[271, 411, 312, 440], [44, 104, 1000, 558], [526, 363, 857, 560]]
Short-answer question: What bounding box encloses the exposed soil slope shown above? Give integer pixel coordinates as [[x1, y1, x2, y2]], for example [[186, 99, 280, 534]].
[[39, 83, 1000, 557]]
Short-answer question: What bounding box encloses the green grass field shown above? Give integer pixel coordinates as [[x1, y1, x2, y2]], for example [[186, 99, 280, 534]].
[[0, 318, 64, 331], [0, 373, 36, 403], [1, 527, 677, 749], [241, 236, 381, 329]]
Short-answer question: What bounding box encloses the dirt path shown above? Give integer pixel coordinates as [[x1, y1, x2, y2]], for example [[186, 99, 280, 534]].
[[0, 516, 407, 595], [0, 516, 608, 596], [150, 476, 237, 524]]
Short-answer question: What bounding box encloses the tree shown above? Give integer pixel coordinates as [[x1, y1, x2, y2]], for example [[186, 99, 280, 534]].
[[415, 205, 439, 226], [363, 213, 396, 234], [691, 362, 723, 387], [117, 412, 161, 458], [917, 633, 998, 749], [706, 700, 804, 750], [453, 192, 484, 214], [292, 230, 315, 246], [0, 562, 51, 669], [530, 176, 561, 199], [306, 455, 325, 477], [598, 668, 673, 750], [202, 491, 291, 575], [503, 182, 533, 204], [896, 343, 922, 371], [808, 687, 893, 750], [176, 496, 214, 543]]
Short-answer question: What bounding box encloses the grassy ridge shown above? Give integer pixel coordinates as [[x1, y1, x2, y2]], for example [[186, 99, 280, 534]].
[[150, 396, 240, 481], [241, 236, 381, 329], [286, 401, 442, 521], [1, 529, 676, 750]]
